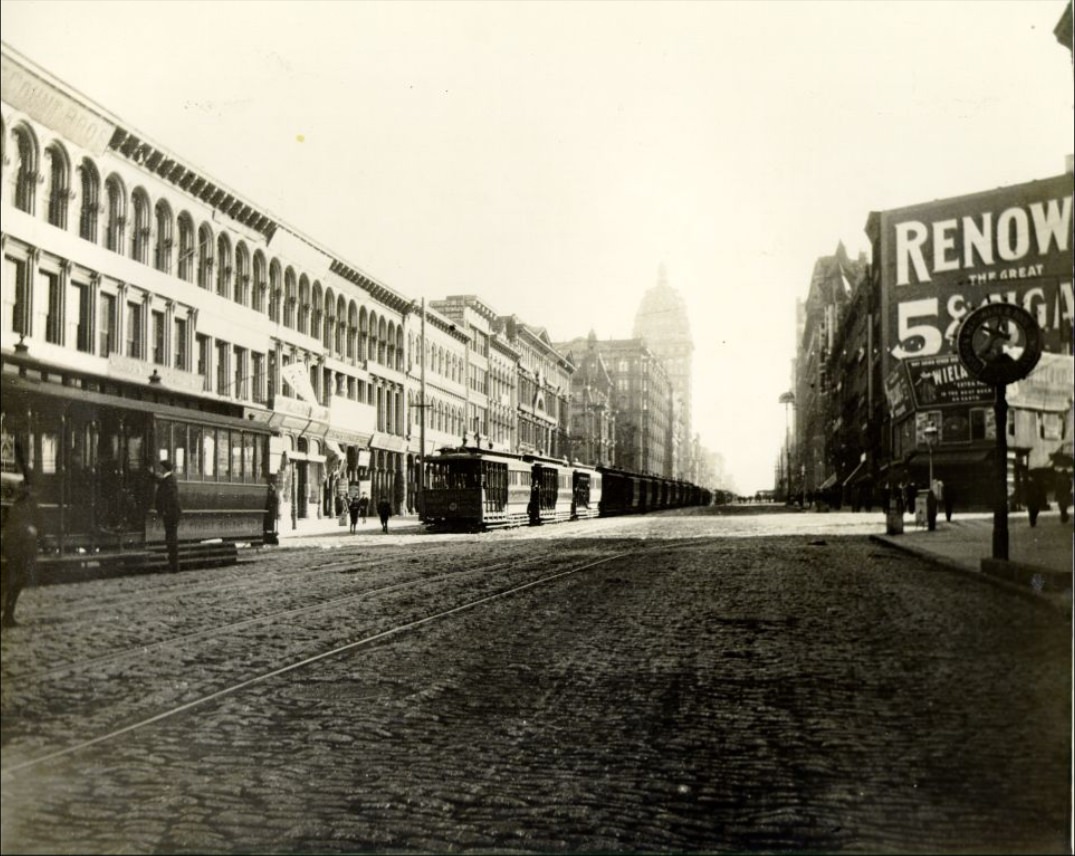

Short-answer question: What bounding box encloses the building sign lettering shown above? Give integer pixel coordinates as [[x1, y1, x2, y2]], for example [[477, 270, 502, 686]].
[[871, 174, 1074, 364]]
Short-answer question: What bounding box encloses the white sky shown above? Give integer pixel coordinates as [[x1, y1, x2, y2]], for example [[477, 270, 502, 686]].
[[3, 0, 1072, 493]]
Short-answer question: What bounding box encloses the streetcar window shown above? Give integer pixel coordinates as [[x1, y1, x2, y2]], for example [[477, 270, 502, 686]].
[[1, 429, 18, 475], [173, 426, 187, 476], [232, 431, 244, 480], [156, 420, 172, 467], [216, 430, 230, 480], [127, 435, 144, 471], [202, 431, 216, 478], [243, 433, 256, 482], [39, 432, 59, 474]]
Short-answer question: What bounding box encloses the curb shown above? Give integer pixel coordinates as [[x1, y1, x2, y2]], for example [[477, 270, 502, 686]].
[[869, 534, 1072, 619]]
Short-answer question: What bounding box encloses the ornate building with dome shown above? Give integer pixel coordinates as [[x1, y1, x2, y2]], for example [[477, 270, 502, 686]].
[[632, 265, 694, 480]]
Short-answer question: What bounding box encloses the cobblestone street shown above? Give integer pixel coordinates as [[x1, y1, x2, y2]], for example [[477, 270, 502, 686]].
[[1, 512, 1070, 854]]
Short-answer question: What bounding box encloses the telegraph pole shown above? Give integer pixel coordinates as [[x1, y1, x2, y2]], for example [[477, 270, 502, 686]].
[[418, 297, 427, 517]]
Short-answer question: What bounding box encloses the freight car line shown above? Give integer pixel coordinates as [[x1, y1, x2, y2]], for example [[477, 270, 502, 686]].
[[2, 552, 562, 685], [1, 549, 634, 778]]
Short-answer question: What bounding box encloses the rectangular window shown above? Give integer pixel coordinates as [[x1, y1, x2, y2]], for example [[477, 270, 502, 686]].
[[152, 310, 166, 365], [71, 282, 92, 353], [233, 345, 247, 399], [252, 353, 265, 404], [99, 293, 117, 356], [216, 341, 229, 395], [174, 318, 188, 371], [44, 271, 63, 345], [5, 256, 29, 337], [196, 334, 211, 377], [126, 300, 143, 358]]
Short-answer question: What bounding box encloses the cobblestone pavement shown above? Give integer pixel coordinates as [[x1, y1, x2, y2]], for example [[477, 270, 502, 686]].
[[1, 511, 1070, 854]]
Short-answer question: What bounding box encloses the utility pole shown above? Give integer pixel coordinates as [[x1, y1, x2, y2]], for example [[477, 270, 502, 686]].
[[418, 297, 427, 518]]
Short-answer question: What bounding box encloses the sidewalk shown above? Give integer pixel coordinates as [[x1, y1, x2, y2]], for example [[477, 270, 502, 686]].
[[273, 512, 425, 546], [871, 510, 1073, 615]]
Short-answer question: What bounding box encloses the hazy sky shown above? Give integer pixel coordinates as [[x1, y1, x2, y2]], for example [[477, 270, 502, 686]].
[[3, 1, 1072, 492]]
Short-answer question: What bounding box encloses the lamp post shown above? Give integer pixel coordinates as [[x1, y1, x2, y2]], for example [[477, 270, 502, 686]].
[[923, 423, 938, 488], [778, 391, 795, 503]]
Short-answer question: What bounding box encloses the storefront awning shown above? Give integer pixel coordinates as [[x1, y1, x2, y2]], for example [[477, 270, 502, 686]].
[[905, 449, 992, 467]]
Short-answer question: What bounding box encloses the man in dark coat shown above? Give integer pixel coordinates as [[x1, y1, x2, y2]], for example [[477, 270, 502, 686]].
[[155, 460, 182, 572], [377, 498, 392, 533], [2, 479, 40, 628]]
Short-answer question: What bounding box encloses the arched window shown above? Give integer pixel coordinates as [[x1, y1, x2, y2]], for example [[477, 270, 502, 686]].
[[154, 199, 173, 272], [298, 275, 311, 334], [269, 260, 282, 322], [315, 286, 328, 347], [283, 268, 297, 328], [216, 234, 232, 298], [252, 251, 267, 313], [396, 327, 405, 371], [359, 308, 369, 362], [79, 158, 100, 243], [105, 174, 127, 253], [130, 189, 151, 263], [44, 142, 70, 228], [386, 322, 397, 370], [234, 242, 250, 306], [377, 317, 388, 364], [177, 213, 195, 281], [347, 302, 358, 360], [336, 296, 347, 356], [197, 223, 214, 288], [12, 124, 38, 214], [368, 312, 379, 363]]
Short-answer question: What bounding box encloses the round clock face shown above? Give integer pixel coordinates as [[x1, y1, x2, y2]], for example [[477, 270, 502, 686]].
[[956, 303, 1043, 386]]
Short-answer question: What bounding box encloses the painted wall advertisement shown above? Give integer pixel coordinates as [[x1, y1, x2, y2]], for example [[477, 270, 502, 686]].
[[870, 174, 1073, 367]]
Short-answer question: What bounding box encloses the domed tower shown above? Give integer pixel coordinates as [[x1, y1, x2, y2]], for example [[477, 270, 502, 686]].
[[633, 264, 694, 475]]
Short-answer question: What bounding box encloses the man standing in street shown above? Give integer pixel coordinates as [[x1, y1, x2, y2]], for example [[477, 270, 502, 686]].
[[377, 497, 392, 533], [155, 459, 182, 572]]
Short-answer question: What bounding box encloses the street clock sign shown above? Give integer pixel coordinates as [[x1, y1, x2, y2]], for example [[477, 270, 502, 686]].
[[956, 302, 1044, 386]]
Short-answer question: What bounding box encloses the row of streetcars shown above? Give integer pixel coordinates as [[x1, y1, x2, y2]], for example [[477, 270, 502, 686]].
[[421, 446, 712, 531]]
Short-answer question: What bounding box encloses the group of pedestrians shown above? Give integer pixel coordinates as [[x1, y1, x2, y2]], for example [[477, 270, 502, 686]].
[[347, 493, 393, 533]]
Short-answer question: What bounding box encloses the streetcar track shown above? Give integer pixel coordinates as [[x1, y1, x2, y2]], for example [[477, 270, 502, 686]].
[[2, 554, 560, 684], [1, 549, 633, 777], [41, 544, 459, 620]]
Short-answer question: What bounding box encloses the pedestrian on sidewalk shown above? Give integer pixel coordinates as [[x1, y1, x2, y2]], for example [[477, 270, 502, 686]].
[[1026, 473, 1046, 528], [358, 493, 369, 525], [2, 478, 40, 629], [348, 494, 361, 534], [377, 498, 392, 533], [154, 459, 182, 572], [943, 482, 955, 522], [1055, 469, 1072, 524]]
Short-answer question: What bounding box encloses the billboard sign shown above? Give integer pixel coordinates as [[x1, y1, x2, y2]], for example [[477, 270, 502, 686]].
[[870, 174, 1073, 365], [903, 354, 993, 408]]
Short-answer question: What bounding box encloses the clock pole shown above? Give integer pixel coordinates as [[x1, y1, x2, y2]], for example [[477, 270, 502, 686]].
[[992, 383, 1009, 561]]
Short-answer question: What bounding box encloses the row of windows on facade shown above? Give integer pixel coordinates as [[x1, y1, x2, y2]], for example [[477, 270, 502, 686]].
[[7, 126, 571, 398], [6, 260, 559, 445], [4, 123, 414, 372], [5, 233, 576, 421]]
